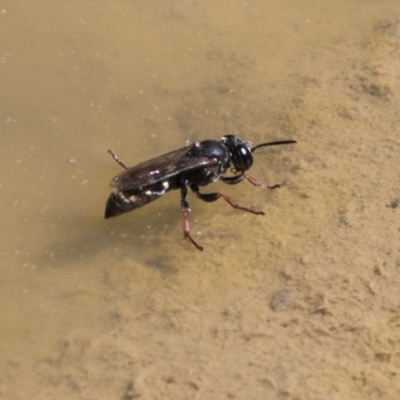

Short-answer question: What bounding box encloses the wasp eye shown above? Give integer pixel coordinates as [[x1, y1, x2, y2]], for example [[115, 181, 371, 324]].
[[232, 144, 253, 171]]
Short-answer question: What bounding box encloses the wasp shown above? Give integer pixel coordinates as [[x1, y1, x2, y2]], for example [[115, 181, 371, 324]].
[[105, 135, 296, 251]]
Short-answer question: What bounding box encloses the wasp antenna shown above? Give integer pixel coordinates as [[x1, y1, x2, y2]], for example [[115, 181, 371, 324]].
[[251, 140, 297, 152]]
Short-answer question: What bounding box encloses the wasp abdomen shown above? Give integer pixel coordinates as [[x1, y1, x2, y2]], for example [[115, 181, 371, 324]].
[[105, 181, 170, 218]]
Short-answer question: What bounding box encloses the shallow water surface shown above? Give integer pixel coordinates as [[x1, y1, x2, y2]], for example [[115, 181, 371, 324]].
[[1, 1, 400, 399]]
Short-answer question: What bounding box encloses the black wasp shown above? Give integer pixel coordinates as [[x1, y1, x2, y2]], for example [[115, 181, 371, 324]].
[[105, 135, 296, 251]]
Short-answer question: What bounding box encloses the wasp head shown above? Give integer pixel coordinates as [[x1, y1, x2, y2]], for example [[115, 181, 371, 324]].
[[221, 135, 254, 172]]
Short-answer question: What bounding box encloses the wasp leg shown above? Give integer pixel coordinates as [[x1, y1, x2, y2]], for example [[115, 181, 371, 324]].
[[180, 183, 204, 251], [220, 173, 281, 189], [108, 148, 129, 170], [243, 174, 281, 189], [190, 184, 265, 216]]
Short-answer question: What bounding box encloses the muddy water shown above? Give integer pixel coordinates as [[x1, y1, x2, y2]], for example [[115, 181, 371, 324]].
[[1, 1, 400, 399]]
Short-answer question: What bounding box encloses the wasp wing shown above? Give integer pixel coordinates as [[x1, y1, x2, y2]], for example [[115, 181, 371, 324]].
[[109, 146, 217, 191]]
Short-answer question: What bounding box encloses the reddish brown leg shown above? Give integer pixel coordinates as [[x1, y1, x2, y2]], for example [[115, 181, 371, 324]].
[[108, 148, 128, 170], [180, 183, 204, 251], [217, 193, 265, 215], [191, 185, 265, 216], [244, 174, 281, 189], [182, 210, 204, 251]]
